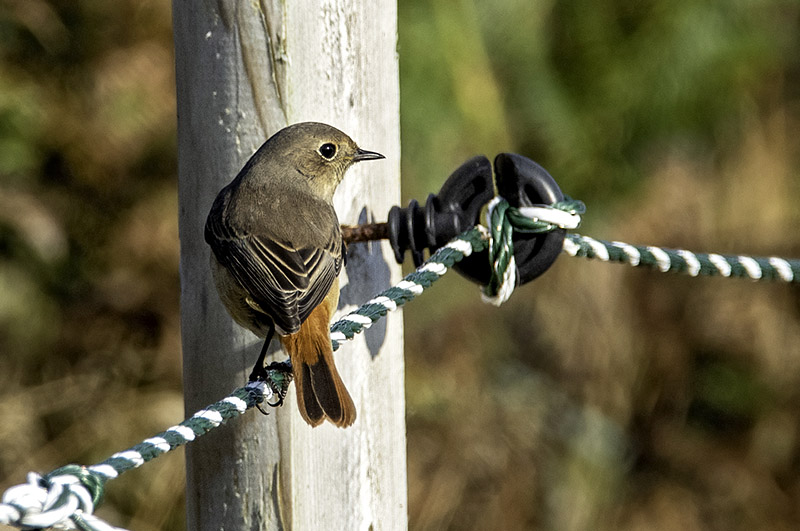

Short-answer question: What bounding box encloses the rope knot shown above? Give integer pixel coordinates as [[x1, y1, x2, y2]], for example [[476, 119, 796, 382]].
[[482, 196, 585, 305], [0, 465, 119, 530]]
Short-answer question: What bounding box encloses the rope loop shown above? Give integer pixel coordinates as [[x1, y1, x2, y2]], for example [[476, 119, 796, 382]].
[[507, 197, 586, 233], [0, 467, 122, 531], [47, 465, 106, 507], [482, 197, 585, 305], [483, 197, 517, 305]]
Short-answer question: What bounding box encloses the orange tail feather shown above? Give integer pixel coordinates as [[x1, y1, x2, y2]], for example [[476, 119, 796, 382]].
[[280, 303, 356, 428]]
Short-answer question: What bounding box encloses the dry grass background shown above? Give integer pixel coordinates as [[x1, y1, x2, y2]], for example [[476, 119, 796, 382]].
[[1, 1, 799, 530]]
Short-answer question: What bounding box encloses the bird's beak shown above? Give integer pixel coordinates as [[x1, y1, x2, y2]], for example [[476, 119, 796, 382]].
[[353, 148, 385, 162]]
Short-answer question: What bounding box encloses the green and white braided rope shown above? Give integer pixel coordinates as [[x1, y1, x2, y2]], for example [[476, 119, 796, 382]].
[[564, 233, 799, 282], [331, 197, 586, 345], [0, 225, 493, 530], [0, 227, 493, 531], [330, 197, 798, 347], [330, 225, 489, 350], [0, 382, 271, 531], [3, 195, 797, 531]]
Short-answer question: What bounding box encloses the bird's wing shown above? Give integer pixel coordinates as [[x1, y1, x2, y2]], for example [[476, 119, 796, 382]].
[[205, 206, 342, 334]]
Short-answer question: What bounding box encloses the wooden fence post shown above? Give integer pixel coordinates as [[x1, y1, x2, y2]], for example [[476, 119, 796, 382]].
[[173, 1, 405, 529]]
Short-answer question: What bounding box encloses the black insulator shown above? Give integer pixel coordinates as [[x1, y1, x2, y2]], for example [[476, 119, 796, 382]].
[[388, 156, 494, 267], [386, 153, 565, 288]]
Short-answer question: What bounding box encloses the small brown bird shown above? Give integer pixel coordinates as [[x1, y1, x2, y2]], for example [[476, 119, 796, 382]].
[[204, 122, 384, 427]]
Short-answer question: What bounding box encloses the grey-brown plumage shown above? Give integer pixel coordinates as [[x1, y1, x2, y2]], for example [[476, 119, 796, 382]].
[[204, 122, 383, 427]]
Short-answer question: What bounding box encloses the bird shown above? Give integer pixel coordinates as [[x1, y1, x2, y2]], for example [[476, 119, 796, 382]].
[[204, 122, 384, 428]]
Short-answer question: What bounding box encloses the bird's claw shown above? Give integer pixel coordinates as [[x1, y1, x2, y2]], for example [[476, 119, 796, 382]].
[[266, 395, 284, 408], [250, 360, 293, 414]]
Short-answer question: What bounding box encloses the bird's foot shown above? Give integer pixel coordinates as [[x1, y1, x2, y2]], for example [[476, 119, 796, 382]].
[[250, 360, 293, 414]]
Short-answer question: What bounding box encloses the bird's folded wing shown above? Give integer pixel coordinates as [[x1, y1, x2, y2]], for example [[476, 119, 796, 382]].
[[206, 218, 341, 334]]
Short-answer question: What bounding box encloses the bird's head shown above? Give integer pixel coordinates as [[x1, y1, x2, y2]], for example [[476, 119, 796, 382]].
[[266, 122, 384, 201]]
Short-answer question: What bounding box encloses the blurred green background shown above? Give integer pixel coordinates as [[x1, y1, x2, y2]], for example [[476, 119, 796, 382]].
[[1, 1, 799, 529]]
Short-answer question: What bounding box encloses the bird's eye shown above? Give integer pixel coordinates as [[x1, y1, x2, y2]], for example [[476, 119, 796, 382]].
[[318, 143, 337, 160]]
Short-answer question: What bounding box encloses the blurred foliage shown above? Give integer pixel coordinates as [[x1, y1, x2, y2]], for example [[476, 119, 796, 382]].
[[0, 0, 799, 530], [0, 1, 183, 529], [400, 1, 800, 530]]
